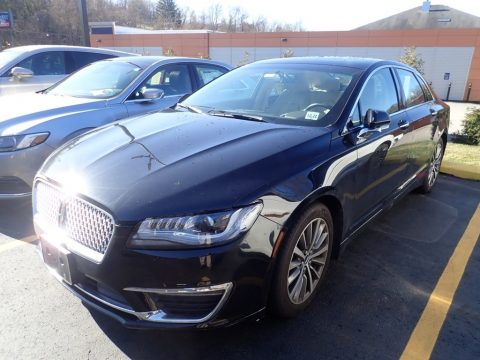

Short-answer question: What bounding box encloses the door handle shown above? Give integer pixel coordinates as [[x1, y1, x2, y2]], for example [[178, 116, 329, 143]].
[[398, 119, 410, 130]]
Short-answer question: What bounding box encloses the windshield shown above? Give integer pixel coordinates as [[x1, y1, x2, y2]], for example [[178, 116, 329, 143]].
[[46, 61, 142, 99], [183, 62, 362, 127], [0, 50, 21, 71]]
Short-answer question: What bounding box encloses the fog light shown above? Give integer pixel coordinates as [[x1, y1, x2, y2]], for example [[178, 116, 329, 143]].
[[124, 283, 233, 322]]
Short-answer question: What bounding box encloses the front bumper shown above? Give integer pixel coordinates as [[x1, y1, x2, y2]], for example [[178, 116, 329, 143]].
[[0, 143, 54, 198], [35, 215, 282, 329], [62, 280, 266, 330]]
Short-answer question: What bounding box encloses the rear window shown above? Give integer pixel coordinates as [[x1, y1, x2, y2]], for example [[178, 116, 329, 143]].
[[16, 51, 66, 76], [68, 52, 116, 73], [396, 68, 427, 108], [416, 74, 434, 101], [194, 64, 228, 87]]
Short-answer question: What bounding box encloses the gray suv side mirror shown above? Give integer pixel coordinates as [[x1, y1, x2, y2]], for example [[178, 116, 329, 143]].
[[10, 67, 34, 79], [143, 88, 165, 100]]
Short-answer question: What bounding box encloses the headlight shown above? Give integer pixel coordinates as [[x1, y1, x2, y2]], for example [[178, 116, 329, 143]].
[[0, 133, 49, 152], [128, 203, 263, 249]]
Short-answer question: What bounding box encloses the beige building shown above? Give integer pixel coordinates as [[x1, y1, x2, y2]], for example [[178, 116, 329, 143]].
[[90, 2, 480, 101]]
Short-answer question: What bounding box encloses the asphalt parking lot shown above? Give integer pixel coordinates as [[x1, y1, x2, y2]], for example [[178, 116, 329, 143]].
[[0, 175, 479, 360]]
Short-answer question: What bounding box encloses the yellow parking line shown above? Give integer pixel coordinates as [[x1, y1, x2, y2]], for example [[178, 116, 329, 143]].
[[0, 235, 38, 254], [400, 204, 480, 360]]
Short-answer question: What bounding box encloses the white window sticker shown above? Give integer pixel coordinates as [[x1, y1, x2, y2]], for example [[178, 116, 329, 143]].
[[305, 111, 320, 120]]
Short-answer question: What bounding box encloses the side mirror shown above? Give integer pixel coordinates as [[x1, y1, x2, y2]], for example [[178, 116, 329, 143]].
[[10, 67, 34, 79], [356, 109, 391, 144], [364, 109, 391, 129], [142, 88, 164, 100]]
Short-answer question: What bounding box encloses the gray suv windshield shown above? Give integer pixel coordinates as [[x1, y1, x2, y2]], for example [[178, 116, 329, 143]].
[[46, 61, 142, 99]]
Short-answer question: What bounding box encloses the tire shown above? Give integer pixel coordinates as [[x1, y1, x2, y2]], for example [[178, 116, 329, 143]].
[[270, 203, 334, 318], [417, 138, 445, 194]]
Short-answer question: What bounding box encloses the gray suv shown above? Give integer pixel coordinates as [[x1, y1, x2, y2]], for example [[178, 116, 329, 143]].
[[0, 56, 231, 199], [0, 45, 134, 96]]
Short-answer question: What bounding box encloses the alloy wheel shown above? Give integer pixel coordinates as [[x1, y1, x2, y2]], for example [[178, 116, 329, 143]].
[[287, 218, 329, 304], [428, 142, 443, 188]]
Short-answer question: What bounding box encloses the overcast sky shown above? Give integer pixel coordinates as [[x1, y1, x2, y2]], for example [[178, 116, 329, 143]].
[[173, 0, 480, 31]]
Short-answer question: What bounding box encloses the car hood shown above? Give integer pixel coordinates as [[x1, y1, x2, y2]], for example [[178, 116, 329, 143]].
[[0, 93, 104, 135], [38, 110, 331, 222]]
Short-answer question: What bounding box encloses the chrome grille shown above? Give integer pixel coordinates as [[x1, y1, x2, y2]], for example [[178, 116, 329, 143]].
[[34, 181, 114, 257]]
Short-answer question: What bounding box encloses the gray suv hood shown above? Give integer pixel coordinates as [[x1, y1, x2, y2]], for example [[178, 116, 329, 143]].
[[0, 93, 104, 135]]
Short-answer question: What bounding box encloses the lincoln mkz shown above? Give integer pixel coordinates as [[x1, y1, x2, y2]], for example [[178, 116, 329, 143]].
[[33, 57, 449, 329]]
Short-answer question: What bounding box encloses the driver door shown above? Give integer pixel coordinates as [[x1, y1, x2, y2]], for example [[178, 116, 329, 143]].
[[125, 63, 193, 117], [350, 67, 413, 222]]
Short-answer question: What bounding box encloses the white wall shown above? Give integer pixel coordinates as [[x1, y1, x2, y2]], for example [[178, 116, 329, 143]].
[[209, 46, 475, 101], [105, 46, 164, 55]]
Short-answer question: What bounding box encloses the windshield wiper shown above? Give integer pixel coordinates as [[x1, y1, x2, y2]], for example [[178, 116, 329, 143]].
[[208, 110, 266, 122], [176, 103, 203, 114]]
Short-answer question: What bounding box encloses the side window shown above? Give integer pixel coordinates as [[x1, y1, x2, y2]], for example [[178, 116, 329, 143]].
[[68, 52, 115, 73], [350, 103, 361, 127], [358, 68, 399, 120], [416, 74, 434, 101], [396, 69, 427, 107], [194, 65, 228, 87], [15, 51, 66, 76], [129, 64, 192, 100]]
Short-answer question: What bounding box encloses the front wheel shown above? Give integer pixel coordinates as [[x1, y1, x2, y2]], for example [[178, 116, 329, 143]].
[[270, 203, 333, 318], [418, 138, 445, 193]]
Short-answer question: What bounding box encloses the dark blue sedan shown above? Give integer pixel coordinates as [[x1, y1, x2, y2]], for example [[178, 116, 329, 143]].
[[33, 57, 449, 328]]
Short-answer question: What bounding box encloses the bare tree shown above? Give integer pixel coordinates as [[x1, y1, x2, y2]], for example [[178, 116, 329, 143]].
[[198, 11, 208, 29], [227, 7, 240, 32], [125, 0, 156, 27], [207, 3, 223, 31], [239, 10, 249, 32], [252, 16, 268, 32], [1, 0, 306, 48]]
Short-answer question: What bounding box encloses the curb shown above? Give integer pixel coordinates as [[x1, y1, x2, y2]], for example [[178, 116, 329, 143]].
[[440, 160, 480, 181]]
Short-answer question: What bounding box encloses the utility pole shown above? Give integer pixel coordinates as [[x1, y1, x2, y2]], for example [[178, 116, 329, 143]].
[[78, 0, 90, 46]]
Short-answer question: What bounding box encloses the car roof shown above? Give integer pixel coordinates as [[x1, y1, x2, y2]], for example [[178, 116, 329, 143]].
[[107, 56, 232, 69], [3, 45, 135, 56], [253, 56, 404, 70]]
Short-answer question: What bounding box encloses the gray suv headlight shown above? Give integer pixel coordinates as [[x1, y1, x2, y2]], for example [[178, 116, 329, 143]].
[[0, 133, 49, 152], [128, 203, 263, 249]]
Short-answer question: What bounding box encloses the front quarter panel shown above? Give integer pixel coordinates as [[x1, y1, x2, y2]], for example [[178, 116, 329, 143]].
[[41, 104, 128, 148], [256, 132, 345, 225]]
